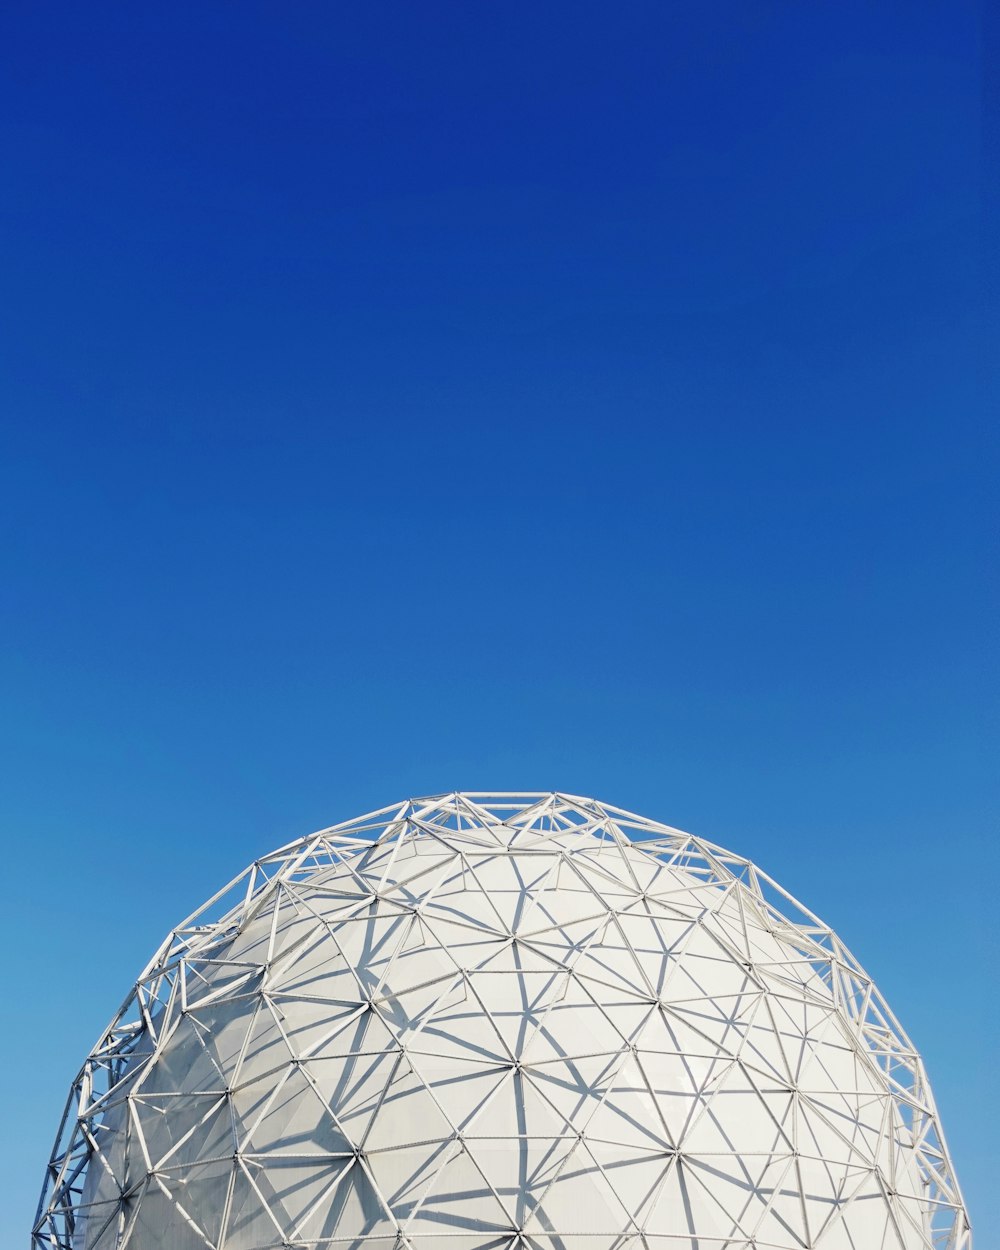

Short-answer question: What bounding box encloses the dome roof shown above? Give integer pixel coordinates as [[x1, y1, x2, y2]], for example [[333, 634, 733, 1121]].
[[35, 794, 970, 1250]]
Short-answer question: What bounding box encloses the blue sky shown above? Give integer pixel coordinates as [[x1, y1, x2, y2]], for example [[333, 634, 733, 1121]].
[[1, 2, 993, 1241]]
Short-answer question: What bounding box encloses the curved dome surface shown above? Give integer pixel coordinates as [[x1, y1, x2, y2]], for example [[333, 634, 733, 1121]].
[[35, 794, 969, 1250]]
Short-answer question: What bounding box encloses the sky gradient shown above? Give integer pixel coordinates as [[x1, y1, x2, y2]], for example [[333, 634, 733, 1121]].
[[1, 3, 994, 1242]]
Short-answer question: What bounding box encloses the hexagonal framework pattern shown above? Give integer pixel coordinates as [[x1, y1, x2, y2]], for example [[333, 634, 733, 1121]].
[[35, 794, 970, 1250]]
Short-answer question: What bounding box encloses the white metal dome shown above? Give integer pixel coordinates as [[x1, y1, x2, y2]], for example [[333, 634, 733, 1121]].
[[35, 794, 970, 1250]]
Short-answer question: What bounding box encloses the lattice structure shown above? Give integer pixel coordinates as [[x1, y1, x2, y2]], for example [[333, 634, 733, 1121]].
[[35, 794, 970, 1250]]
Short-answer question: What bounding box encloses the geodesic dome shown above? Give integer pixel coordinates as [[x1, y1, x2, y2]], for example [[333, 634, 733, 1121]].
[[35, 793, 970, 1250]]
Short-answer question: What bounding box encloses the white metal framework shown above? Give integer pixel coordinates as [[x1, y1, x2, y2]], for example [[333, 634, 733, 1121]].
[[35, 793, 970, 1250]]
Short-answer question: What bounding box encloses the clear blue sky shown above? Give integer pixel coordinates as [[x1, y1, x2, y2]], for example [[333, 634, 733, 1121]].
[[2, 2, 994, 1242]]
